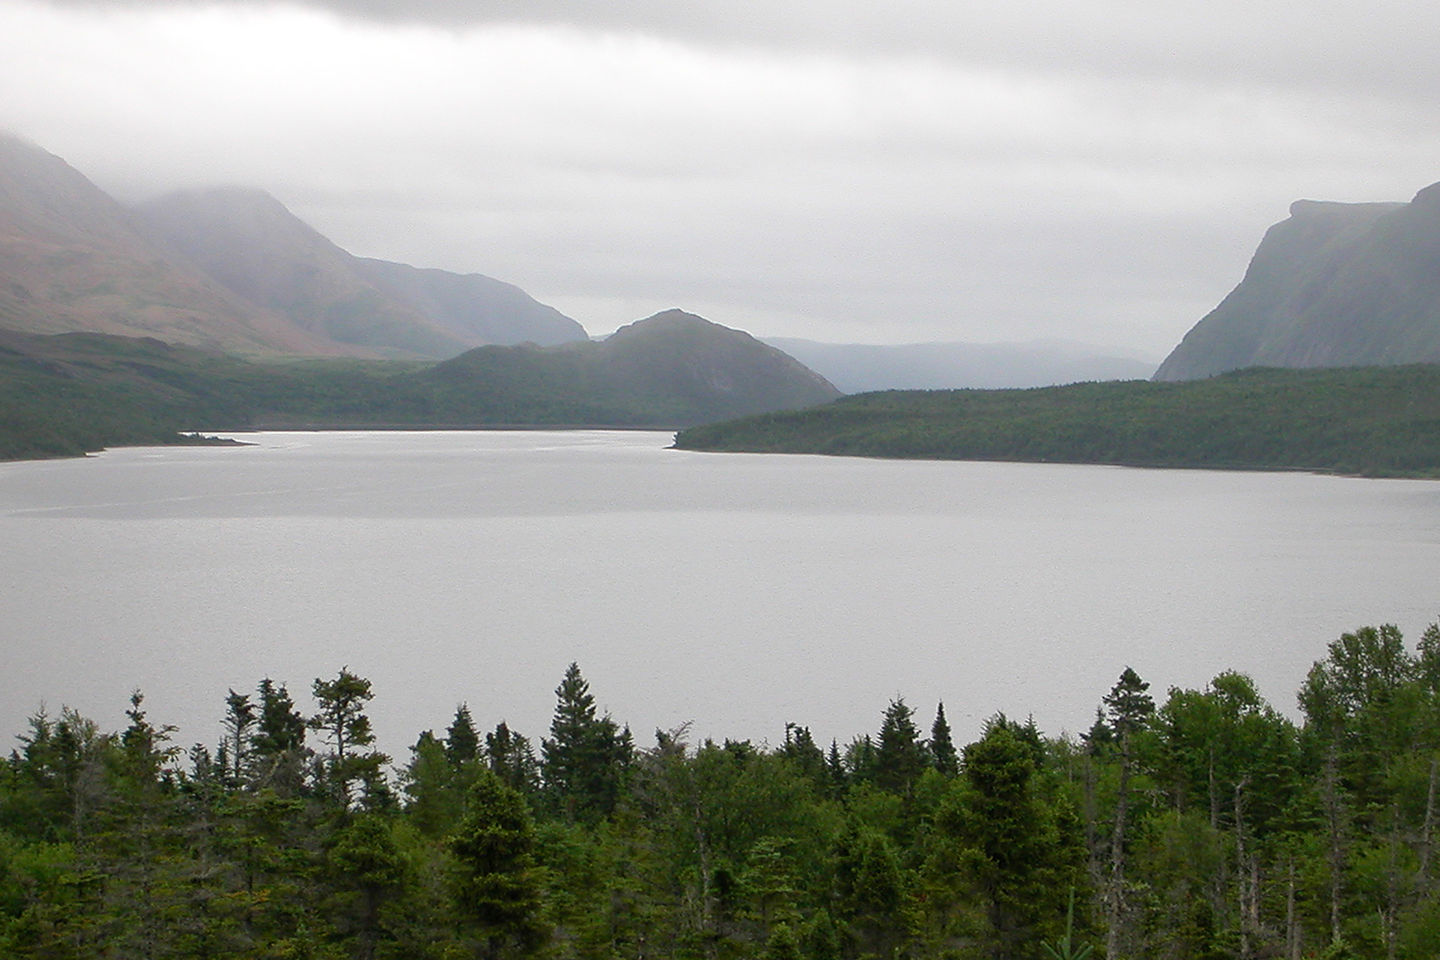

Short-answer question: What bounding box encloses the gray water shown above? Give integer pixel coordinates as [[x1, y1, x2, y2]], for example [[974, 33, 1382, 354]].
[[3, 430, 1438, 763]]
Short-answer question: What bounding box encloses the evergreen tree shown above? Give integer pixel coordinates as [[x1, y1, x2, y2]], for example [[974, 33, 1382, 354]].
[[222, 689, 256, 787], [826, 739, 848, 798], [328, 813, 406, 959], [540, 663, 631, 821], [449, 766, 546, 959], [930, 701, 959, 777], [779, 723, 827, 783], [251, 678, 307, 794], [487, 721, 540, 796], [875, 697, 928, 795], [1099, 666, 1154, 960], [403, 730, 467, 837], [310, 669, 390, 808], [941, 722, 1086, 960], [118, 690, 178, 786], [446, 704, 480, 768]]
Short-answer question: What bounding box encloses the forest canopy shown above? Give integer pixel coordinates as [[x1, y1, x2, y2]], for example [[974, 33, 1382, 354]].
[[5, 625, 1440, 959]]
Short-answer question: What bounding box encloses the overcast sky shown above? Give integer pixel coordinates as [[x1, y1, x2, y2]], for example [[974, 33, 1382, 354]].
[[2, 0, 1437, 355]]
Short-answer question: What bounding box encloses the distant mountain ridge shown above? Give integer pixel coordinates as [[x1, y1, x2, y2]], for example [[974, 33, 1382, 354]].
[[765, 337, 1156, 392], [0, 131, 587, 358], [1156, 184, 1440, 380]]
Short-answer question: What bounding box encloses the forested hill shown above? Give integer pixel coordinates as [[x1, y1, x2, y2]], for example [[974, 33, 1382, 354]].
[[4, 622, 1440, 958], [0, 314, 839, 459], [673, 364, 1440, 477]]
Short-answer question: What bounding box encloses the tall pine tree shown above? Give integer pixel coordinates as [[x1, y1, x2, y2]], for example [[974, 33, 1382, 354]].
[[875, 698, 928, 795], [540, 663, 631, 821], [930, 702, 959, 777]]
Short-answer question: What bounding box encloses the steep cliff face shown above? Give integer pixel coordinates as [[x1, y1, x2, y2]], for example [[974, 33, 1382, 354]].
[[1155, 184, 1440, 380]]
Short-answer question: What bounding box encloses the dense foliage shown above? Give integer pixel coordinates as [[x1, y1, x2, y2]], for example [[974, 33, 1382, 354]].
[[7, 625, 1440, 959], [674, 364, 1440, 477]]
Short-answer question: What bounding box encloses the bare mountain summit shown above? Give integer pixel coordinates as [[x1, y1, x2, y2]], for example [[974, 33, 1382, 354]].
[[1156, 183, 1440, 380]]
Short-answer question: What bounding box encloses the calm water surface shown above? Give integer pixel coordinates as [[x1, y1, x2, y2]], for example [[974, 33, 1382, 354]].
[[3, 430, 1438, 760]]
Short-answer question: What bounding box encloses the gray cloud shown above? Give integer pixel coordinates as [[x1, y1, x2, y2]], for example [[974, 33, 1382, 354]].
[[36, 0, 1440, 100], [7, 0, 1439, 353]]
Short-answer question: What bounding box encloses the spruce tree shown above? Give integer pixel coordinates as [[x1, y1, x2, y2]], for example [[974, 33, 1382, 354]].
[[222, 689, 256, 787], [930, 701, 959, 777], [943, 723, 1085, 960], [540, 663, 630, 821], [447, 704, 481, 768], [779, 723, 827, 783], [449, 766, 546, 959], [875, 698, 927, 795], [487, 721, 540, 796], [252, 678, 307, 794]]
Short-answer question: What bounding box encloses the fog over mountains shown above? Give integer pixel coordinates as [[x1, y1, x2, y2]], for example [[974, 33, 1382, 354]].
[[8, 129, 1439, 394], [0, 131, 587, 359], [135, 186, 586, 357]]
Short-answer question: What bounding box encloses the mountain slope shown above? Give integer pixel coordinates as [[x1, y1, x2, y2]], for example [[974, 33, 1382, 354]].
[[134, 187, 474, 358], [355, 258, 586, 348], [766, 337, 1156, 392], [0, 132, 587, 360], [0, 132, 339, 355], [1156, 184, 1440, 380], [136, 187, 590, 359]]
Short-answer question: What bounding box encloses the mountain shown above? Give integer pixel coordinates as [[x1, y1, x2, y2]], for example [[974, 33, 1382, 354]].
[[1155, 183, 1440, 380], [354, 257, 585, 348], [0, 131, 587, 359], [0, 132, 340, 354], [765, 337, 1156, 392], [135, 187, 587, 358], [134, 187, 468, 358], [417, 309, 842, 425]]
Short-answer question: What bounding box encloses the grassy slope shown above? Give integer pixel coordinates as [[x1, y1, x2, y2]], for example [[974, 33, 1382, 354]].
[[674, 365, 1440, 477]]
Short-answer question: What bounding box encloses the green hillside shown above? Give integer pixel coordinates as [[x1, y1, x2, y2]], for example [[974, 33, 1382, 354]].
[[0, 312, 840, 459], [674, 365, 1440, 477]]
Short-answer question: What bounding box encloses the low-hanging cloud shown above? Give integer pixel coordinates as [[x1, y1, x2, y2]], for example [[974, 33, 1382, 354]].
[[8, 0, 1440, 353]]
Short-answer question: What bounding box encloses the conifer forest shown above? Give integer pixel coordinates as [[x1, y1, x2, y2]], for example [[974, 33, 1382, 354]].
[[5, 625, 1440, 959]]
